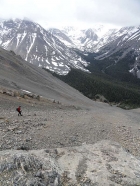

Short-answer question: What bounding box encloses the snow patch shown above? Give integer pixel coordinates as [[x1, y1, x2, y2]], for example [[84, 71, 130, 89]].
[[52, 61, 58, 66], [25, 33, 36, 61], [21, 89, 32, 94]]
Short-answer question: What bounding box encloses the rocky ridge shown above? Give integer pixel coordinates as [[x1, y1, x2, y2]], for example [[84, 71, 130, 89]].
[[1, 141, 140, 186], [0, 19, 89, 75]]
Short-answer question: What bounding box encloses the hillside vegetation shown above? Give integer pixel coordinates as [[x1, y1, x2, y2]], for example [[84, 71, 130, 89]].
[[43, 49, 140, 109], [50, 68, 140, 109]]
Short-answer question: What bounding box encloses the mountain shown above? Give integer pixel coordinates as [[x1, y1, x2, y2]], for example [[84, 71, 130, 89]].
[[48, 28, 75, 48], [52, 25, 118, 52], [55, 25, 140, 78], [95, 26, 140, 59], [0, 47, 93, 107], [0, 19, 89, 75], [91, 26, 140, 78], [55, 26, 99, 51], [0, 19, 140, 78], [58, 25, 140, 55]]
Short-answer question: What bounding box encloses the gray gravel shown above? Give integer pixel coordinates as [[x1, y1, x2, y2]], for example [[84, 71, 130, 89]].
[[0, 93, 140, 157]]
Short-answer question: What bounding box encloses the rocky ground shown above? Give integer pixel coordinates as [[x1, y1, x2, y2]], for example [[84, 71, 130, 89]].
[[1, 140, 140, 186], [0, 93, 140, 157], [0, 93, 140, 185]]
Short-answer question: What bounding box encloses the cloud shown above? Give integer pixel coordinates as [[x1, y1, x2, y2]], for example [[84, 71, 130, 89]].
[[75, 0, 140, 26], [0, 0, 140, 28]]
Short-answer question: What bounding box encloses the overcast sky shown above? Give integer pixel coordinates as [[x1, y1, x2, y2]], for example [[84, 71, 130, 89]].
[[0, 0, 140, 28]]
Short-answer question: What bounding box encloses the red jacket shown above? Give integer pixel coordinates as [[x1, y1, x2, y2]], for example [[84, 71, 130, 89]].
[[17, 107, 21, 112]]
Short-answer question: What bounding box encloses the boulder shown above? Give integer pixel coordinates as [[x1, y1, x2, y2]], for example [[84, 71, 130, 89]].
[[0, 140, 140, 185]]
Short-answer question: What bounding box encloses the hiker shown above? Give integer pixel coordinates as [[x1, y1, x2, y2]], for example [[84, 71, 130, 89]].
[[16, 106, 22, 116]]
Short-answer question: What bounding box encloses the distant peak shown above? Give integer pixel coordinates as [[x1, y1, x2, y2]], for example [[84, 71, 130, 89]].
[[23, 17, 33, 22]]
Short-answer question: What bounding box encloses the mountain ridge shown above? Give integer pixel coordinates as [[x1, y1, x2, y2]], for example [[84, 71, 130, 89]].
[[0, 19, 89, 75], [0, 18, 140, 78]]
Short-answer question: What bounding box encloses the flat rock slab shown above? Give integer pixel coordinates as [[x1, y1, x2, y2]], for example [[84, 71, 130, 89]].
[[0, 140, 140, 185]]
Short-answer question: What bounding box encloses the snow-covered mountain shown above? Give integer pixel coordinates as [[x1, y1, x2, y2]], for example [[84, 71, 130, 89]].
[[48, 28, 75, 48], [50, 25, 118, 51], [58, 26, 99, 51], [0, 19, 89, 75], [93, 26, 140, 78], [0, 19, 140, 78], [94, 26, 140, 59], [51, 25, 140, 78], [52, 25, 140, 58]]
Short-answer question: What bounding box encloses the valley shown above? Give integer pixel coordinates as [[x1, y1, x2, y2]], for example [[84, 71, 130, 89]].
[[0, 19, 140, 185]]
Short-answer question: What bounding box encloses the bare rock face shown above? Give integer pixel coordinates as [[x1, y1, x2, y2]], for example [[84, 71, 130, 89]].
[[0, 140, 140, 186]]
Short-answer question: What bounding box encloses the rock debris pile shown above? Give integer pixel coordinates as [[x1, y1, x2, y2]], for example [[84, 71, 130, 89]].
[[0, 141, 140, 186]]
